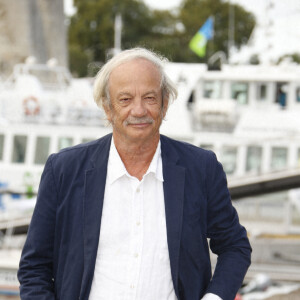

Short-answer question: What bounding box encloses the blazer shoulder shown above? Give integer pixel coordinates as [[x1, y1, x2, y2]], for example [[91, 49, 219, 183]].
[[160, 134, 216, 162]]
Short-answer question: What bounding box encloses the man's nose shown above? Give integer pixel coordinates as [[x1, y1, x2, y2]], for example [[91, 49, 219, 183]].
[[131, 99, 146, 116]]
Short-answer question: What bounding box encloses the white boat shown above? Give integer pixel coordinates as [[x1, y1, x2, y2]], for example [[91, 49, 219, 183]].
[[1, 58, 300, 297], [162, 62, 300, 180], [0, 59, 110, 194], [1, 59, 300, 193]]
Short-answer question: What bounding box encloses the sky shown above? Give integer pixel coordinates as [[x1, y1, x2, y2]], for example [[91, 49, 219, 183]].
[[143, 0, 182, 10]]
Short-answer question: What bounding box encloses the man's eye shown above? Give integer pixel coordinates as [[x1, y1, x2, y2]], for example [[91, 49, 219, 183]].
[[145, 97, 156, 102]]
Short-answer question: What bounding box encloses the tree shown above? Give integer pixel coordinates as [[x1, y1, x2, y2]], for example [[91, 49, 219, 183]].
[[179, 0, 256, 62], [277, 53, 300, 65], [69, 0, 174, 76], [68, 0, 255, 76]]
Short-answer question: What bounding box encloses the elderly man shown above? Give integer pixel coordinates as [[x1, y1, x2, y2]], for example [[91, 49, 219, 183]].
[[18, 48, 251, 300]]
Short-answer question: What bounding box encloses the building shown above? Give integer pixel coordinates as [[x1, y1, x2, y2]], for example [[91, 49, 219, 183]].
[[0, 0, 67, 75]]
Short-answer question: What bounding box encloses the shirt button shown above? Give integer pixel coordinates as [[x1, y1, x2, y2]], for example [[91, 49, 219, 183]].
[[136, 221, 141, 226], [136, 188, 140, 193], [130, 284, 135, 289], [134, 253, 139, 258]]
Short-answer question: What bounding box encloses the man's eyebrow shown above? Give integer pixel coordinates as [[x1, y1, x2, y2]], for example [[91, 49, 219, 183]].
[[117, 91, 132, 98], [142, 90, 159, 97]]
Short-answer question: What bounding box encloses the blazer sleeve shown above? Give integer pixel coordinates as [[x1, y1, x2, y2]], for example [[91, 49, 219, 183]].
[[18, 154, 57, 299], [205, 152, 251, 300]]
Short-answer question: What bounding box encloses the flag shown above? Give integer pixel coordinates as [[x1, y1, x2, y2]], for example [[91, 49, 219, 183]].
[[189, 17, 214, 57]]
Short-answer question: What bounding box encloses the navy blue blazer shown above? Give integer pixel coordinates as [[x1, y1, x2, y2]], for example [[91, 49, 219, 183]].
[[18, 134, 251, 300]]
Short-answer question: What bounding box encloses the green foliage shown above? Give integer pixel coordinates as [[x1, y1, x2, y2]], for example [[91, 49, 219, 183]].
[[180, 0, 256, 61], [68, 0, 256, 76], [69, 44, 90, 77], [69, 0, 169, 76], [277, 53, 300, 65], [249, 54, 260, 65]]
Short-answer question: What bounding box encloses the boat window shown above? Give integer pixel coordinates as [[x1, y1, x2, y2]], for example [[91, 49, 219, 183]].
[[257, 83, 267, 101], [221, 146, 237, 175], [58, 137, 73, 151], [187, 91, 195, 110], [82, 138, 94, 144], [231, 82, 248, 104], [203, 81, 222, 99], [275, 83, 287, 108], [246, 146, 262, 173], [271, 147, 288, 170], [296, 87, 300, 102], [0, 134, 4, 160], [34, 137, 50, 165], [199, 144, 214, 151], [12, 135, 27, 163]]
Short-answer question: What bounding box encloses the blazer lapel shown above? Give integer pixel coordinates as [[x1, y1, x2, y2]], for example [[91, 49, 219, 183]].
[[80, 134, 112, 300], [161, 135, 185, 297]]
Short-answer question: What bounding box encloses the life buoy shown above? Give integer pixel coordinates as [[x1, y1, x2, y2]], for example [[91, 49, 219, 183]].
[[23, 96, 40, 116]]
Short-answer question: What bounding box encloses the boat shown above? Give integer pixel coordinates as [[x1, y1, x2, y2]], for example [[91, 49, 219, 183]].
[[0, 59, 110, 297], [2, 58, 300, 292], [1, 58, 300, 204], [2, 60, 300, 194], [1, 57, 300, 210], [0, 58, 110, 195], [162, 61, 300, 239], [162, 62, 300, 179]]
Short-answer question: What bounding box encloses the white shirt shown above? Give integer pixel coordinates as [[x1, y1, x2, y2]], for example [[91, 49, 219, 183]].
[[88, 139, 222, 300], [89, 139, 176, 300]]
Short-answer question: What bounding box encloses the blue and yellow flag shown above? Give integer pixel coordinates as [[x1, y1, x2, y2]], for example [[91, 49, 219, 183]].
[[189, 17, 214, 57]]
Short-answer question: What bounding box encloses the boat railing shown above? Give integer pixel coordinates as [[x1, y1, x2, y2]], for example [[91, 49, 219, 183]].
[[2, 62, 72, 91]]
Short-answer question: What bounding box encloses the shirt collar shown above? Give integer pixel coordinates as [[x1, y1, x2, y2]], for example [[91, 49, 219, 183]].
[[107, 137, 163, 184]]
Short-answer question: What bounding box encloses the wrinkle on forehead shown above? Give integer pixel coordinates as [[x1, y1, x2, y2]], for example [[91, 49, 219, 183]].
[[108, 58, 162, 90]]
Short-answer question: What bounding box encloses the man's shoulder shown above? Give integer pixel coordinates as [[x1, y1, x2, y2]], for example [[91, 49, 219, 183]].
[[160, 135, 214, 159], [160, 135, 219, 179]]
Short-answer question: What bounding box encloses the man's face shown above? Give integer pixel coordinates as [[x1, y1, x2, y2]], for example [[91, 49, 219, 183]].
[[105, 59, 168, 144]]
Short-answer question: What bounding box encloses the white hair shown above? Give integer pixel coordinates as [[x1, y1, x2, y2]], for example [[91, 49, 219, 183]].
[[93, 47, 178, 109]]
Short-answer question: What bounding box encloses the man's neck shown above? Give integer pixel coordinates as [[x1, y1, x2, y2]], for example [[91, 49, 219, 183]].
[[113, 133, 160, 181]]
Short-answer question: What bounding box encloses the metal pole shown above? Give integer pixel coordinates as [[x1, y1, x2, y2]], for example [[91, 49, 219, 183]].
[[114, 13, 122, 55], [228, 1, 235, 63]]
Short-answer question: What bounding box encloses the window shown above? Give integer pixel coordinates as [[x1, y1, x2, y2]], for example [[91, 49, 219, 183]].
[[0, 134, 4, 160], [82, 138, 93, 144], [231, 82, 248, 104], [257, 83, 267, 101], [246, 146, 262, 173], [296, 87, 300, 103], [298, 148, 300, 167], [271, 147, 288, 170], [12, 135, 27, 163], [203, 81, 222, 99], [199, 144, 214, 151], [275, 83, 288, 108], [221, 146, 237, 175], [58, 137, 73, 151], [34, 137, 50, 165]]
